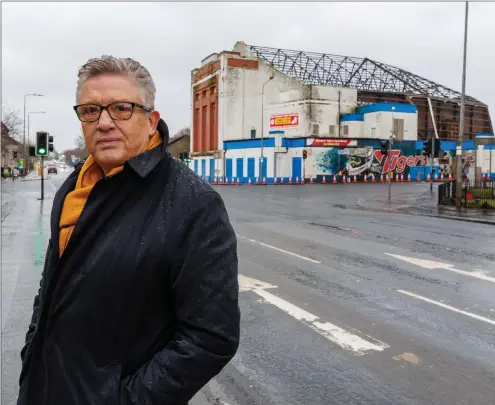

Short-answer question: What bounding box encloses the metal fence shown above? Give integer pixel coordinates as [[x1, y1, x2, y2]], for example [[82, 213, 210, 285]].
[[438, 180, 495, 209]]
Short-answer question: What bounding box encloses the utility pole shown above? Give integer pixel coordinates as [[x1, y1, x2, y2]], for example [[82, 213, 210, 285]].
[[23, 93, 43, 173], [456, 1, 469, 208], [431, 138, 435, 192], [388, 135, 393, 203], [388, 106, 396, 203], [260, 74, 274, 181], [40, 156, 45, 201]]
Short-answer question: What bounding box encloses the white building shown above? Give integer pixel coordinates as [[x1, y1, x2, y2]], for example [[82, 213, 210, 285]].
[[188, 42, 424, 182]]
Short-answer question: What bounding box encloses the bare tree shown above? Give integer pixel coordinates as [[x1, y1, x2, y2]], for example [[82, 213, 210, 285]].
[[172, 127, 190, 139], [1, 108, 24, 141], [75, 133, 86, 149]]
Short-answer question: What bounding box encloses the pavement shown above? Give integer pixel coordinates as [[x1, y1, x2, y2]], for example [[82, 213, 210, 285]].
[[354, 183, 495, 225], [2, 174, 495, 405]]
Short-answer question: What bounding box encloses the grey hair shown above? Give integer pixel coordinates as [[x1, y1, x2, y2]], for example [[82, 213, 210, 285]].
[[76, 55, 156, 109]]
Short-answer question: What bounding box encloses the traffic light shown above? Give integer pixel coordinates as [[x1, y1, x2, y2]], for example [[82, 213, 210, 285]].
[[29, 146, 36, 157], [179, 151, 191, 163], [422, 139, 432, 156], [48, 135, 54, 153], [380, 140, 389, 156], [36, 132, 48, 156], [433, 138, 441, 158], [13, 151, 18, 159], [302, 150, 308, 160]]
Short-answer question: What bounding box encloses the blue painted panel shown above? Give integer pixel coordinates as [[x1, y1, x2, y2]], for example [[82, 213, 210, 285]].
[[358, 103, 417, 114], [224, 137, 307, 150], [259, 157, 268, 179], [247, 158, 255, 177], [236, 158, 243, 178], [194, 160, 198, 174], [282, 138, 306, 148], [340, 113, 364, 122], [292, 157, 302, 179], [226, 158, 233, 178], [201, 159, 206, 176], [415, 140, 479, 151], [224, 138, 275, 150], [210, 159, 215, 179]]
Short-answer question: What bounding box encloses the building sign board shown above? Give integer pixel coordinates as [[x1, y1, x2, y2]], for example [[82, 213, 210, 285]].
[[308, 138, 358, 147], [270, 113, 299, 129]]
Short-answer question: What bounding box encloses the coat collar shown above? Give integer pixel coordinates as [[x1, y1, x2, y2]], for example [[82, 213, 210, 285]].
[[125, 118, 170, 178]]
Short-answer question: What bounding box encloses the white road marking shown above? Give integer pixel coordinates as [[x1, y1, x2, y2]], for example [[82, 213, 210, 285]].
[[239, 275, 389, 355], [238, 236, 321, 264], [398, 289, 495, 326], [386, 253, 495, 284]]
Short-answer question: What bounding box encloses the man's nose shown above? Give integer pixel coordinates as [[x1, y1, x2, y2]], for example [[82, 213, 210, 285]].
[[97, 109, 115, 131]]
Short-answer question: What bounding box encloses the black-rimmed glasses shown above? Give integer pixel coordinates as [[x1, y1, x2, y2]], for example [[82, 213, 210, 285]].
[[73, 102, 152, 123]]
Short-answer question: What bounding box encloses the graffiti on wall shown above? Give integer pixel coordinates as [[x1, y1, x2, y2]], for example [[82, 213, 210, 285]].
[[313, 145, 458, 177], [314, 146, 429, 177]]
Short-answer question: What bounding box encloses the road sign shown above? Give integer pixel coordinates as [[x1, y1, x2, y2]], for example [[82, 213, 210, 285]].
[[18, 159, 24, 168]]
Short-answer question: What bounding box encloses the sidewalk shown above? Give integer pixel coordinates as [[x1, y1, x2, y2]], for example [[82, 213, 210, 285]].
[[357, 187, 495, 225], [20, 172, 49, 181], [1, 182, 52, 405]]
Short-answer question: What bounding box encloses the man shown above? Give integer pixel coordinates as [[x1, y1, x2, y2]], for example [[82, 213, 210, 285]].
[[17, 55, 240, 405]]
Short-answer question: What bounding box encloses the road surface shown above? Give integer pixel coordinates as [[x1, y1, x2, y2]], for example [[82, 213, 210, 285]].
[[2, 171, 495, 405]]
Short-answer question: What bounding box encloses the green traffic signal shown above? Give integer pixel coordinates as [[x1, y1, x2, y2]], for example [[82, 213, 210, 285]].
[[38, 148, 46, 154]]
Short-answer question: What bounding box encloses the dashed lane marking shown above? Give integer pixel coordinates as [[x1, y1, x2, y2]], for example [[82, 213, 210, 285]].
[[238, 236, 321, 264], [239, 274, 389, 355], [398, 289, 495, 326]]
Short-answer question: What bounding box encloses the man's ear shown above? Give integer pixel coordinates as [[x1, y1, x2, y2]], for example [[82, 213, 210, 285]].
[[149, 110, 161, 135]]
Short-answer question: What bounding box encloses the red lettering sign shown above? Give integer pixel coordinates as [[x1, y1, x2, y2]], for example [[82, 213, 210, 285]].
[[374, 150, 425, 174]]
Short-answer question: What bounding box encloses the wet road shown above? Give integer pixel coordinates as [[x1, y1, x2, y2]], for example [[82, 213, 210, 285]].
[[2, 172, 495, 405]]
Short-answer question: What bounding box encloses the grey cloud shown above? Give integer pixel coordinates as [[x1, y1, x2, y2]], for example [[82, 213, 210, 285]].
[[2, 2, 494, 151]]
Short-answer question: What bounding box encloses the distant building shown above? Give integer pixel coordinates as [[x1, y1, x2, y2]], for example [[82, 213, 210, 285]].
[[188, 41, 493, 182], [168, 132, 190, 160], [1, 122, 22, 169]]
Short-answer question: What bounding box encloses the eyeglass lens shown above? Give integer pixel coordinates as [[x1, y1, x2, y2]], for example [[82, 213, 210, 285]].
[[76, 102, 134, 122]]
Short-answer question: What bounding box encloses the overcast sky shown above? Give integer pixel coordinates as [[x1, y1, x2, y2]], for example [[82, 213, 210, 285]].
[[2, 1, 494, 152]]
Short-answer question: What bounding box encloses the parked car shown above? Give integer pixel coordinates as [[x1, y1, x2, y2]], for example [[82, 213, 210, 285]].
[[48, 166, 57, 174]]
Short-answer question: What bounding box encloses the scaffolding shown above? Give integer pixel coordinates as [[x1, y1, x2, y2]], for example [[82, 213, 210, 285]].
[[244, 44, 484, 105]]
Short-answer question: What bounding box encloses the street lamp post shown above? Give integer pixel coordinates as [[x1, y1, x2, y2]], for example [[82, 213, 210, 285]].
[[23, 93, 44, 170], [260, 75, 274, 181], [388, 106, 396, 203], [28, 111, 46, 173], [28, 111, 46, 146], [456, 1, 469, 208]]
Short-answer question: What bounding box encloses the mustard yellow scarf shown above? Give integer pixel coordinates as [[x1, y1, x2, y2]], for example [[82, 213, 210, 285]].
[[58, 132, 162, 256]]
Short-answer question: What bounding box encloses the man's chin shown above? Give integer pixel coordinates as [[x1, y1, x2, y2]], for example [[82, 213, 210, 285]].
[[93, 150, 127, 171]]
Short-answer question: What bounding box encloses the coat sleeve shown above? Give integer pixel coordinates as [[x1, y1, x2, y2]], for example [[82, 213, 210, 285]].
[[20, 241, 51, 365], [119, 191, 240, 405]]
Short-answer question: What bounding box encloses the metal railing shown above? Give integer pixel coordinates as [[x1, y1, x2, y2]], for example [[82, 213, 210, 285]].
[[439, 180, 495, 209]]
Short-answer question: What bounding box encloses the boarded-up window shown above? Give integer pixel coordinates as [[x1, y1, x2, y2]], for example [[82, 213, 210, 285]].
[[329, 125, 335, 136], [393, 118, 404, 140], [342, 125, 349, 136]]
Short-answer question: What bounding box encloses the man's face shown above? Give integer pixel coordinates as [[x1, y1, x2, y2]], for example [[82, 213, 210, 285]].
[[78, 73, 160, 173]]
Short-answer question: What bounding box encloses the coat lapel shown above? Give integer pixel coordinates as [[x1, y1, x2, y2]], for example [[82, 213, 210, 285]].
[[47, 171, 137, 321], [47, 169, 80, 281]]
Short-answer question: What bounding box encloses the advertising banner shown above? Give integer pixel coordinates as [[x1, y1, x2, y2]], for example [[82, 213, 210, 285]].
[[308, 138, 357, 147], [270, 113, 299, 129]]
